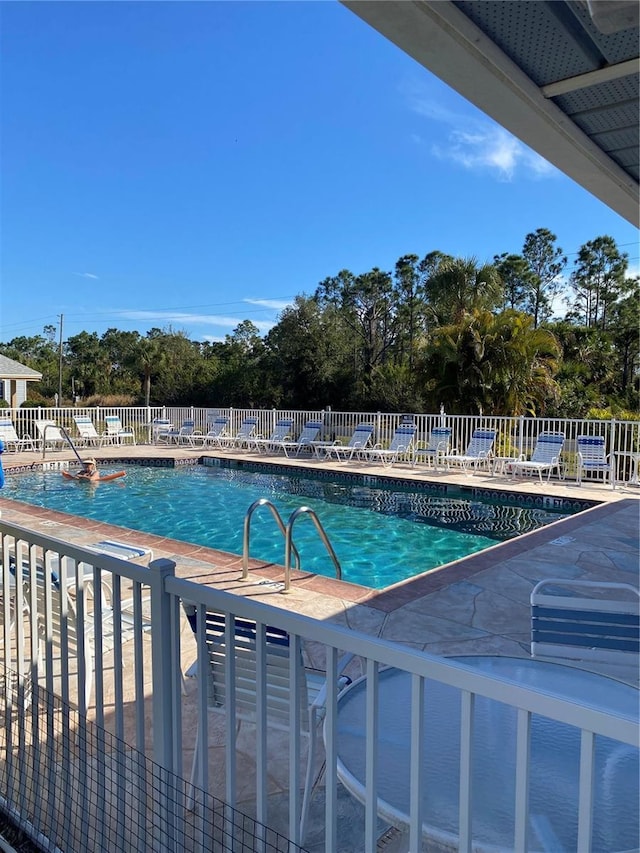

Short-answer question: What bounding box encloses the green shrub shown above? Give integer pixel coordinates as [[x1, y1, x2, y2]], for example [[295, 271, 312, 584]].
[[83, 394, 137, 407], [586, 407, 640, 421]]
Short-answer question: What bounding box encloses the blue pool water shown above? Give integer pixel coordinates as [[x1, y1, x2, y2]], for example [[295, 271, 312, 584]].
[[2, 464, 575, 589]]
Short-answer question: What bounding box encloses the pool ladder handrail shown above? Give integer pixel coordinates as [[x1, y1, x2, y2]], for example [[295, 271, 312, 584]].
[[284, 506, 342, 592], [242, 498, 301, 580], [42, 423, 83, 463], [241, 498, 342, 591]]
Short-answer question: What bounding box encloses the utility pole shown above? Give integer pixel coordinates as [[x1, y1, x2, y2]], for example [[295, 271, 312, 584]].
[[58, 314, 63, 404]]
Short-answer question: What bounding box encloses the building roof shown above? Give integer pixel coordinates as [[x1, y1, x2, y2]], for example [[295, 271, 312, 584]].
[[342, 0, 639, 226], [0, 353, 43, 380]]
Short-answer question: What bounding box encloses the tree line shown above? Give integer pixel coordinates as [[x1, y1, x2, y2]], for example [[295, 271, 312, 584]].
[[2, 229, 638, 418]]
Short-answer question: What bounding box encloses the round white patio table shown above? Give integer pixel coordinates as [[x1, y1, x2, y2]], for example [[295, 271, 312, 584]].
[[332, 655, 639, 853]]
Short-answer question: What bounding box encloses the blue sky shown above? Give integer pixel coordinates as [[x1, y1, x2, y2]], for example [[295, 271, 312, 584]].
[[2, 0, 638, 345]]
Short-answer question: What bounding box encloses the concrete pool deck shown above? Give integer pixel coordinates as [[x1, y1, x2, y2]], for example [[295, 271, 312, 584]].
[[1, 445, 638, 850]]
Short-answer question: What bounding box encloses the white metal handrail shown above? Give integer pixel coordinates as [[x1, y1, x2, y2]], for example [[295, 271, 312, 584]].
[[284, 505, 342, 590], [241, 497, 301, 579]]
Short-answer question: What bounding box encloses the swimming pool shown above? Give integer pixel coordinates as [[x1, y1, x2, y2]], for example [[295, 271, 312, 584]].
[[2, 463, 579, 589]]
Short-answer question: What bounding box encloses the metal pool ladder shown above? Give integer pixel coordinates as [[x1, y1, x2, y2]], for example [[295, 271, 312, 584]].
[[241, 498, 342, 591]]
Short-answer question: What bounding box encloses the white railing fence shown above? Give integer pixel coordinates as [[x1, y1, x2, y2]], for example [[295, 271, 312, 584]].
[[1, 520, 638, 852], [2, 405, 638, 485]]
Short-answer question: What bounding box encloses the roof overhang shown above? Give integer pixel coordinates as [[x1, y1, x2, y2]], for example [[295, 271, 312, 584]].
[[341, 0, 639, 227], [1, 373, 43, 381]]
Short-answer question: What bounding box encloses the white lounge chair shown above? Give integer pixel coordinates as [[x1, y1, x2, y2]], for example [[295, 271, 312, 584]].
[[268, 420, 323, 457], [200, 416, 230, 448], [412, 427, 452, 469], [248, 418, 294, 453], [151, 418, 174, 444], [182, 605, 353, 842], [7, 539, 152, 606], [360, 424, 416, 468], [0, 417, 36, 452], [73, 415, 107, 447], [103, 415, 136, 445], [510, 432, 565, 482], [216, 416, 259, 450], [5, 542, 151, 708], [576, 435, 615, 488], [24, 562, 151, 709], [86, 539, 153, 564], [443, 428, 497, 474], [35, 419, 67, 451], [314, 423, 375, 462], [158, 419, 200, 446]]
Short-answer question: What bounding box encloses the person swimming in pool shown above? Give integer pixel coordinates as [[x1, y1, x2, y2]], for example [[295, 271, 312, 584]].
[[76, 457, 100, 481], [62, 458, 126, 483]]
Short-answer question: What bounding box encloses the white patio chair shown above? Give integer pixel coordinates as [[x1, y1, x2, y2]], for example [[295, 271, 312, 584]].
[[35, 419, 68, 451], [158, 419, 200, 446], [73, 415, 106, 447], [510, 432, 565, 482], [151, 418, 174, 444], [247, 418, 293, 453], [103, 415, 136, 445], [442, 428, 497, 474], [314, 423, 375, 462], [0, 417, 36, 452], [182, 605, 353, 842], [28, 567, 151, 709], [576, 435, 615, 488], [215, 417, 259, 450], [269, 420, 323, 457], [200, 416, 230, 449], [412, 426, 452, 469], [360, 424, 416, 468], [531, 579, 639, 666]]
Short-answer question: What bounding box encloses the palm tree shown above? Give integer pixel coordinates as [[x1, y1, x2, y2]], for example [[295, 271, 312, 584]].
[[132, 337, 166, 407], [424, 256, 502, 326], [421, 309, 560, 415]]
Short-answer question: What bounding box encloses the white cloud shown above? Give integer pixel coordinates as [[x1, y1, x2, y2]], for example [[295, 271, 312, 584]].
[[404, 80, 557, 181], [120, 310, 274, 333], [626, 260, 640, 280], [243, 297, 294, 311], [73, 272, 99, 279]]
